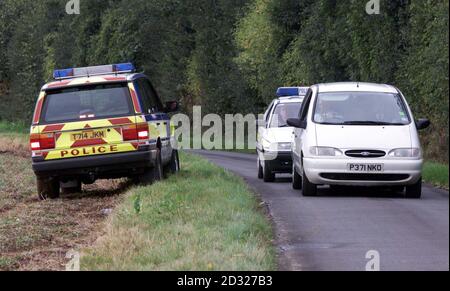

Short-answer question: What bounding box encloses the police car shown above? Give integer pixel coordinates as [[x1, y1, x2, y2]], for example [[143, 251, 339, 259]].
[[256, 87, 309, 182], [30, 63, 180, 199]]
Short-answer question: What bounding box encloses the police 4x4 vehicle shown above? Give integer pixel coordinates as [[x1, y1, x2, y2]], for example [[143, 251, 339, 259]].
[[30, 63, 180, 199], [256, 87, 308, 182]]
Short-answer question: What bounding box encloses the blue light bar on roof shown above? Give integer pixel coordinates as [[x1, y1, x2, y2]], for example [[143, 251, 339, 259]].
[[277, 87, 310, 97], [113, 63, 135, 72], [53, 63, 136, 80], [53, 68, 74, 79]]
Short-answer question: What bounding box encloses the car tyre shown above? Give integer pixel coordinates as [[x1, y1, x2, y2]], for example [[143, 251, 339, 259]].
[[138, 149, 163, 185], [257, 157, 263, 179], [37, 177, 60, 200], [405, 178, 422, 199], [263, 160, 275, 182], [302, 169, 317, 197], [166, 150, 180, 175], [292, 165, 302, 190], [61, 180, 82, 195]]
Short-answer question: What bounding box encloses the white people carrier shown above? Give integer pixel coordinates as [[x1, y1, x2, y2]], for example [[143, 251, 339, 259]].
[[287, 82, 430, 198]]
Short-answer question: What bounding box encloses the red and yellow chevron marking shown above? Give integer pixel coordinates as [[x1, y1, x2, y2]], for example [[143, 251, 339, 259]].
[[32, 116, 137, 160], [44, 143, 138, 160], [32, 92, 46, 125], [128, 83, 142, 113]]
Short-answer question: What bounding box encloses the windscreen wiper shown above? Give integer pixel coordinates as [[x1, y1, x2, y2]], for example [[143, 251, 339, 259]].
[[343, 121, 405, 126]]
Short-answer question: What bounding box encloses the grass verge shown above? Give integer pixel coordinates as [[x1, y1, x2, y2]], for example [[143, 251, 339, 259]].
[[0, 120, 28, 135], [423, 162, 449, 189], [81, 152, 275, 271]]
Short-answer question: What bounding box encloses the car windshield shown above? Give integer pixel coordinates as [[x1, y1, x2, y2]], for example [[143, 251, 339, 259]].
[[42, 83, 134, 123], [313, 92, 411, 125], [270, 102, 302, 128]]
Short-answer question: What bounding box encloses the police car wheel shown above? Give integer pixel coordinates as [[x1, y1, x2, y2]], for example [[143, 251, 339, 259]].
[[37, 177, 60, 200], [169, 150, 181, 174], [263, 161, 275, 183], [138, 149, 163, 185], [257, 158, 263, 179], [154, 149, 164, 181], [61, 180, 82, 194]]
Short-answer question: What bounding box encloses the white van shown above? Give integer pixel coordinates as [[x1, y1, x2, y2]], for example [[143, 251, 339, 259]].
[[287, 82, 430, 198]]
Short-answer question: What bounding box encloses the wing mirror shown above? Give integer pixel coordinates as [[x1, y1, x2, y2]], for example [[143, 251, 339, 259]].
[[164, 101, 180, 113], [416, 119, 431, 131], [287, 118, 307, 129]]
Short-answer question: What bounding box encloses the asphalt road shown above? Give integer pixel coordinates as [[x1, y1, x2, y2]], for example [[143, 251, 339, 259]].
[[193, 150, 449, 271]]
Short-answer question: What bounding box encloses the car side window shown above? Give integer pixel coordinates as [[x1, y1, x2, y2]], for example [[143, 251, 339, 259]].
[[136, 78, 163, 114], [299, 89, 313, 121]]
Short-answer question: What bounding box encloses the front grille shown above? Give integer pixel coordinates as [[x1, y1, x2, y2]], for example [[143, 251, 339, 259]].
[[345, 150, 386, 158], [320, 173, 410, 181]]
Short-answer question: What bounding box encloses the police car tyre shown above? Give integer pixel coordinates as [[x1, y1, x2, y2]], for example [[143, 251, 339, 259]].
[[263, 161, 275, 182], [153, 150, 164, 181], [37, 177, 60, 200], [258, 158, 264, 179], [139, 149, 163, 185], [61, 181, 82, 195], [166, 150, 180, 175], [292, 165, 302, 190], [405, 178, 422, 199]]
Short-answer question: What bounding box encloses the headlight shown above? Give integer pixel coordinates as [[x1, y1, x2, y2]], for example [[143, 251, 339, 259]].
[[263, 141, 292, 152], [310, 146, 343, 157], [277, 142, 292, 151], [388, 148, 421, 158]]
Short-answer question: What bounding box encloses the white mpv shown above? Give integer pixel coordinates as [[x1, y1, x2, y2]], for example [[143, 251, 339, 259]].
[[287, 82, 430, 198]]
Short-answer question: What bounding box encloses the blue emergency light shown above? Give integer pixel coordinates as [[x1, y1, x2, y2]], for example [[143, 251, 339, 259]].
[[276, 87, 309, 97], [53, 63, 136, 80]]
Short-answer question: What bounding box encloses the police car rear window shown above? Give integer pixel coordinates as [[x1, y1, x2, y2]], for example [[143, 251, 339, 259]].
[[41, 83, 134, 124]]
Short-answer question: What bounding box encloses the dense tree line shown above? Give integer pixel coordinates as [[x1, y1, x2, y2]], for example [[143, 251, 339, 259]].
[[0, 0, 448, 160], [235, 0, 448, 161]]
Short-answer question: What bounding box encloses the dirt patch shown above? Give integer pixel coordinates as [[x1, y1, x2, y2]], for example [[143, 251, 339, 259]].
[[0, 153, 131, 271], [0, 136, 29, 158]]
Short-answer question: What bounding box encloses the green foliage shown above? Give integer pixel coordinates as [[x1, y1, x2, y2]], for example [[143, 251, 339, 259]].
[[0, 0, 448, 160], [423, 162, 449, 189], [236, 0, 448, 161]]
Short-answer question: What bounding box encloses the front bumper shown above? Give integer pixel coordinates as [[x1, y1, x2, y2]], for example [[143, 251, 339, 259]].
[[261, 151, 293, 173], [303, 157, 423, 186], [33, 146, 157, 178]]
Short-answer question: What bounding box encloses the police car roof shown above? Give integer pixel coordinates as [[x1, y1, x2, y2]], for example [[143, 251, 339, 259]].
[[42, 63, 142, 90], [41, 73, 143, 91], [275, 96, 304, 104]]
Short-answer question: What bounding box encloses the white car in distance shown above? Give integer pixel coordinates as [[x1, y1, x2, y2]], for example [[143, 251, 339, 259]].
[[287, 82, 430, 198], [257, 87, 309, 182]]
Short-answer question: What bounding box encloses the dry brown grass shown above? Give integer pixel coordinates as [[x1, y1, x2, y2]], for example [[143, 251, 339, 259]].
[[0, 152, 131, 271], [0, 135, 29, 158]]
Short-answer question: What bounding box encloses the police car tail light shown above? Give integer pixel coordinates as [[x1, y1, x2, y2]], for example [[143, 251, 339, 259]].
[[137, 123, 150, 140], [30, 134, 55, 151], [122, 123, 149, 141]]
